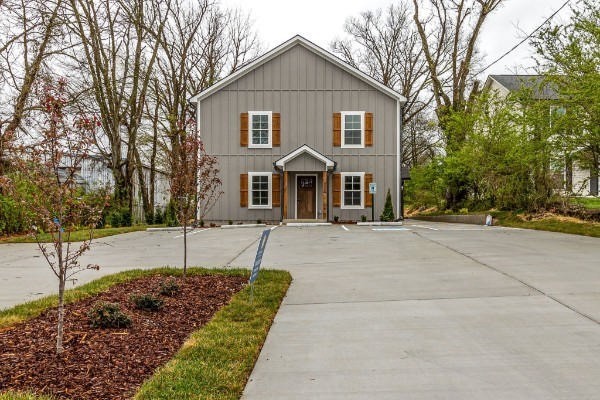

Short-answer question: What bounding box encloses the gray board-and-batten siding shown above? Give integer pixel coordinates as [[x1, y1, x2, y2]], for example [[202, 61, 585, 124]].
[[198, 42, 401, 222]]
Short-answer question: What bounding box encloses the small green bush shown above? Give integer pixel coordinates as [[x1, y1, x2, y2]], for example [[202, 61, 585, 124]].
[[165, 200, 178, 227], [360, 215, 367, 222], [159, 278, 180, 297], [131, 293, 164, 311], [108, 209, 122, 228], [380, 189, 395, 221], [153, 208, 164, 225], [88, 302, 132, 328], [120, 207, 132, 227]]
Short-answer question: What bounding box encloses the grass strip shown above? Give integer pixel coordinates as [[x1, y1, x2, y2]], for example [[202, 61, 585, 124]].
[[408, 207, 600, 238], [134, 269, 291, 400], [0, 225, 159, 244], [491, 211, 600, 238], [570, 197, 600, 210], [0, 268, 291, 400], [0, 393, 55, 400]]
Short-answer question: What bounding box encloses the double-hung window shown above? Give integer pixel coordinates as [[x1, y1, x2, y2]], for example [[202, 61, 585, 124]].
[[341, 172, 364, 209], [248, 111, 272, 148], [341, 111, 365, 148], [248, 172, 272, 208]]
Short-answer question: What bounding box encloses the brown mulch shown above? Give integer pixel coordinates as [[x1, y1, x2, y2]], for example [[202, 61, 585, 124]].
[[0, 274, 247, 400]]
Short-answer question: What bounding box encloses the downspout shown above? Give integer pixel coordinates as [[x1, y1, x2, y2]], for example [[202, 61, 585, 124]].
[[396, 100, 403, 221]]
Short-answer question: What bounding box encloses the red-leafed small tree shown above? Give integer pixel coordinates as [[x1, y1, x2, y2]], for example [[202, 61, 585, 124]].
[[170, 125, 222, 277], [2, 78, 108, 354]]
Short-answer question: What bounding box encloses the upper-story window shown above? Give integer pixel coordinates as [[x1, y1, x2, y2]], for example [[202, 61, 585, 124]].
[[341, 111, 365, 148], [248, 111, 272, 148]]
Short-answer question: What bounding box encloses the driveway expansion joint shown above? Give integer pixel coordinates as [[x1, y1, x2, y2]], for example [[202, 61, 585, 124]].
[[284, 293, 542, 307], [412, 231, 600, 325]]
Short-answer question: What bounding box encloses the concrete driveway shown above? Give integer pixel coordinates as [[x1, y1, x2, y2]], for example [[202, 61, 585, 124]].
[[234, 221, 600, 399], [0, 227, 265, 309], [1, 221, 599, 399]]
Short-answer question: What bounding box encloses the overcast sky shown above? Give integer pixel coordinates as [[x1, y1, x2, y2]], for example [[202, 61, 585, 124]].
[[220, 0, 572, 78]]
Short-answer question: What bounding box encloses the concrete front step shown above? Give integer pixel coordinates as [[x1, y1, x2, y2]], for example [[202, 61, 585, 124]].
[[282, 219, 331, 226]]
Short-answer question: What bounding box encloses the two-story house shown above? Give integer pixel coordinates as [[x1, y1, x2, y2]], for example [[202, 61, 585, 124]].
[[484, 74, 599, 196], [191, 35, 406, 223]]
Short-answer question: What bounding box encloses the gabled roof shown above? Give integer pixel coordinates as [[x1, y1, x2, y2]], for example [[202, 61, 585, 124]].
[[486, 75, 559, 100], [191, 35, 406, 103], [274, 144, 335, 170]]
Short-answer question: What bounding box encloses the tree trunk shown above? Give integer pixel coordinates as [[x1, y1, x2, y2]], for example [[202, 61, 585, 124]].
[[135, 149, 151, 223], [183, 221, 187, 279], [56, 228, 65, 355]]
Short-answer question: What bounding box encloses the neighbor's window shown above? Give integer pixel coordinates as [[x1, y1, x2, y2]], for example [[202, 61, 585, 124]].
[[249, 111, 272, 148], [249, 172, 271, 208], [341, 172, 364, 208], [341, 111, 365, 148]]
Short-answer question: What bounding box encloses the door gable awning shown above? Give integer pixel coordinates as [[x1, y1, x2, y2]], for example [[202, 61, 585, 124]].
[[274, 144, 336, 171]]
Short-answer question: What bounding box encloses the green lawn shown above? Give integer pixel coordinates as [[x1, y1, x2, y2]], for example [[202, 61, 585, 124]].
[[491, 211, 600, 238], [0, 225, 157, 244], [571, 197, 600, 210], [0, 267, 291, 400], [408, 205, 600, 238], [0, 393, 54, 400]]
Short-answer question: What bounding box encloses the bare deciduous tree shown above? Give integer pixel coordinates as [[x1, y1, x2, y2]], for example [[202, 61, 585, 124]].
[[169, 131, 221, 277], [412, 0, 504, 150], [2, 78, 106, 354], [331, 4, 436, 165], [0, 0, 64, 172], [67, 0, 171, 218]]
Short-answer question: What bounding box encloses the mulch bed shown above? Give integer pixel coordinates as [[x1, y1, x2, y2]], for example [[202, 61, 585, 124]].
[[0, 274, 247, 400]]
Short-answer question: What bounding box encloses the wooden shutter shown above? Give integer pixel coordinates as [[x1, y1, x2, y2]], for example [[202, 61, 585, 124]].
[[365, 112, 373, 147], [272, 113, 280, 146], [332, 173, 341, 207], [240, 173, 248, 207], [272, 173, 281, 207], [240, 113, 248, 146], [364, 173, 373, 207], [333, 112, 341, 146]]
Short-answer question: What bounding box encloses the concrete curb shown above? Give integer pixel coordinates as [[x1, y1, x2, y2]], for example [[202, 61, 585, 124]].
[[356, 221, 404, 226], [221, 224, 267, 229], [411, 214, 491, 225], [285, 222, 332, 227], [146, 227, 186, 232]]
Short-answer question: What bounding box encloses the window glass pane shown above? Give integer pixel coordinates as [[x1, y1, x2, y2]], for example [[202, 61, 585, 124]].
[[343, 175, 362, 206], [251, 175, 269, 206], [251, 114, 270, 145], [345, 129, 361, 145], [343, 114, 362, 145]]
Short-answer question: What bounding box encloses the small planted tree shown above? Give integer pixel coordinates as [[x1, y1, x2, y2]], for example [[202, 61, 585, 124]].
[[170, 128, 222, 277], [2, 78, 107, 354], [380, 188, 395, 221]]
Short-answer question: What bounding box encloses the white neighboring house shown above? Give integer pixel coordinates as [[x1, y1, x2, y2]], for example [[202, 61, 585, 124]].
[[484, 74, 599, 196], [59, 155, 171, 222]]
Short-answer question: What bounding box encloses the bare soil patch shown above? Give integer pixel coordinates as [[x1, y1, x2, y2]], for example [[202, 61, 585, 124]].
[[0, 274, 246, 400]]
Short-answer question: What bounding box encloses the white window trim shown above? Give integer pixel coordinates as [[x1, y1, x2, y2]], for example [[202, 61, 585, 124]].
[[341, 111, 365, 149], [248, 111, 273, 149], [340, 172, 365, 209], [248, 172, 272, 209]]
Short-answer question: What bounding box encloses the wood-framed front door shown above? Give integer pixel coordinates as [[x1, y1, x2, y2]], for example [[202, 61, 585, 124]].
[[296, 174, 317, 219]]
